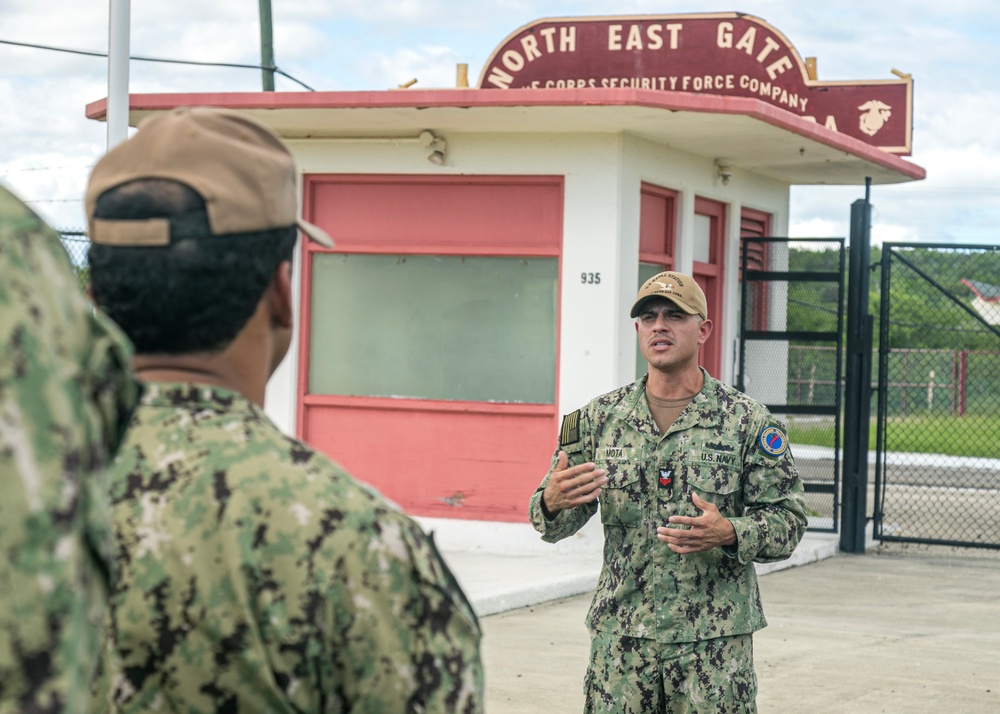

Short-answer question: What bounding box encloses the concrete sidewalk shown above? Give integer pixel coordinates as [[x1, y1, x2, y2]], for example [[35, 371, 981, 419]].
[[418, 516, 841, 617]]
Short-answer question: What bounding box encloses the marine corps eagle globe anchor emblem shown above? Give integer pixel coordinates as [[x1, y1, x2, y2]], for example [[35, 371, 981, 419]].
[[858, 100, 892, 137]]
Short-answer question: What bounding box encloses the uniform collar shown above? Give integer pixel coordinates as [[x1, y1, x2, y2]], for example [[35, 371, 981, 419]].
[[139, 381, 256, 415], [617, 369, 723, 440]]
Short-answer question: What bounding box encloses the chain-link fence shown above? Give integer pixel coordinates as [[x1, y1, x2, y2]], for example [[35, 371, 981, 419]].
[[874, 243, 1000, 549], [787, 345, 1000, 423], [60, 230, 90, 290]]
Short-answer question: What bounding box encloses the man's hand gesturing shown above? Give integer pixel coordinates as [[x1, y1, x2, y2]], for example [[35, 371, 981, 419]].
[[656, 492, 737, 553], [542, 451, 608, 515]]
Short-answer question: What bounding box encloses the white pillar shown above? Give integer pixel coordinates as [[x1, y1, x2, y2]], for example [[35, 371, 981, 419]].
[[106, 0, 131, 149]]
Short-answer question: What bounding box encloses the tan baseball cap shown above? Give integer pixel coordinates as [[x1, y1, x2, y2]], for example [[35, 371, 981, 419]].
[[630, 271, 708, 319], [86, 107, 333, 248]]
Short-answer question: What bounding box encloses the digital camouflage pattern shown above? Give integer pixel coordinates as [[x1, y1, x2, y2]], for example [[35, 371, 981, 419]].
[[529, 370, 807, 643], [584, 630, 756, 714], [0, 185, 137, 713], [94, 382, 483, 713]]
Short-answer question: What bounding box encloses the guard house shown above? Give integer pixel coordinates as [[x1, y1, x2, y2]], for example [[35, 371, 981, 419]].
[[87, 13, 925, 525]]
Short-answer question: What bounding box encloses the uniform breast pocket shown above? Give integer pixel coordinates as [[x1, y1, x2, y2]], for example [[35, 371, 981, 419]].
[[599, 466, 643, 528], [685, 464, 742, 517]]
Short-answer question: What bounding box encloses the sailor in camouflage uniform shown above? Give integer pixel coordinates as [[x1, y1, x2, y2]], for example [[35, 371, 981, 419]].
[[529, 272, 806, 713], [85, 108, 483, 712], [0, 184, 137, 713]]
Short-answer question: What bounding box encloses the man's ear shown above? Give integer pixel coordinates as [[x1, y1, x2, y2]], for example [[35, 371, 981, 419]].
[[698, 318, 714, 345], [267, 261, 294, 330]]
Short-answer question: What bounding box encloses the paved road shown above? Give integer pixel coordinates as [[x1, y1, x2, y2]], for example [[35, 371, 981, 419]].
[[481, 546, 1000, 713]]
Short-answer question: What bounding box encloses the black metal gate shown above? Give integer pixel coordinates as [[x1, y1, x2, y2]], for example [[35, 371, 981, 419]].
[[874, 243, 1000, 549], [738, 237, 845, 533]]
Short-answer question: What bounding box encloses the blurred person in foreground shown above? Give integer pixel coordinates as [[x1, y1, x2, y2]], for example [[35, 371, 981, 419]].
[[0, 184, 137, 713], [85, 107, 483, 713], [528, 272, 807, 713]]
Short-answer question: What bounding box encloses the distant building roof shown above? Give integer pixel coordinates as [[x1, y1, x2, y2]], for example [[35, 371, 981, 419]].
[[962, 279, 1000, 302]]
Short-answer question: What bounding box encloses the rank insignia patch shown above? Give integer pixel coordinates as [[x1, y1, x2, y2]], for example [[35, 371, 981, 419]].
[[659, 468, 673, 487], [758, 425, 788, 457]]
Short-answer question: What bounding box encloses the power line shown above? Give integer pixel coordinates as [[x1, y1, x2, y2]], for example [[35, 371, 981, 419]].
[[0, 38, 315, 91]]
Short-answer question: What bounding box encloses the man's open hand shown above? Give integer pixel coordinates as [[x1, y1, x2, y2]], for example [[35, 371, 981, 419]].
[[542, 451, 608, 514]]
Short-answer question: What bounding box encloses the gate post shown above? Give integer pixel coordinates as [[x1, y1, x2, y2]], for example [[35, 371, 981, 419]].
[[841, 188, 874, 553]]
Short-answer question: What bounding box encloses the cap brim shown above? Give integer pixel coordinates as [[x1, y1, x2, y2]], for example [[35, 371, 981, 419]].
[[297, 218, 334, 248], [630, 296, 700, 319]]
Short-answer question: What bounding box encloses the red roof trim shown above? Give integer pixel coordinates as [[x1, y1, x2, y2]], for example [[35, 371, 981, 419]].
[[85, 88, 925, 181], [962, 278, 1000, 303]]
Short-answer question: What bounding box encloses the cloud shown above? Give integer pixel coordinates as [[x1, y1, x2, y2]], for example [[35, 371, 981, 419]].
[[2, 0, 110, 53], [2, 0, 999, 249], [302, 0, 532, 31], [788, 216, 848, 241], [869, 222, 922, 246], [354, 45, 466, 90]]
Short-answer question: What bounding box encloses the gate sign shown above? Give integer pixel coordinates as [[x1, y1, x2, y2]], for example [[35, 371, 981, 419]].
[[478, 13, 913, 154]]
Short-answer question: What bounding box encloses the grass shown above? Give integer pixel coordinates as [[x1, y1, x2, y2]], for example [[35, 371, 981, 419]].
[[786, 415, 1000, 459]]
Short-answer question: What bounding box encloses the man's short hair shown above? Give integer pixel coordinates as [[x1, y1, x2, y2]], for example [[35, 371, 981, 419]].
[[88, 179, 297, 355]]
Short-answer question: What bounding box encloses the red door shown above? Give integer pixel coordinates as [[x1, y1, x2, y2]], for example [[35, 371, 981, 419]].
[[693, 197, 725, 378], [298, 175, 564, 522]]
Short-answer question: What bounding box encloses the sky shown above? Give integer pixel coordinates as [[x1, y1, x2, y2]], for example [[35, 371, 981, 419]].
[[1, 0, 999, 247]]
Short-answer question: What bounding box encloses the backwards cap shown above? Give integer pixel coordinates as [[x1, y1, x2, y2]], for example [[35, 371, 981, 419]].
[[86, 107, 333, 248], [630, 271, 708, 319]]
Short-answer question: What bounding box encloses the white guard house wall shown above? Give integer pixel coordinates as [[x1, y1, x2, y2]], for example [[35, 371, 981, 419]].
[[88, 13, 925, 525]]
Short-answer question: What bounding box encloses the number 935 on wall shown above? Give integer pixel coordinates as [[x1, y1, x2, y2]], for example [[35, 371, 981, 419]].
[[581, 272, 601, 284]]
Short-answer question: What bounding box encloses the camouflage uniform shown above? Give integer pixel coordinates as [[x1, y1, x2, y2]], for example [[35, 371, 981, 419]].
[[0, 186, 137, 713], [94, 381, 483, 713], [529, 370, 807, 712]]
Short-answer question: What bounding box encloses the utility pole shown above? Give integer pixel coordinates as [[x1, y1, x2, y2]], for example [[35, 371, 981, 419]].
[[259, 0, 275, 91], [106, 0, 131, 148]]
